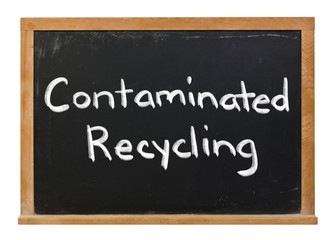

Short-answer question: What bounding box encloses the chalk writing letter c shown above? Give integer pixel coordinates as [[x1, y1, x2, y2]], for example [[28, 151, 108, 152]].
[[44, 77, 70, 113]]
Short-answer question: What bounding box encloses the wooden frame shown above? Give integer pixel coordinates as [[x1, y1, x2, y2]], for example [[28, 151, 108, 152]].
[[19, 17, 316, 224]]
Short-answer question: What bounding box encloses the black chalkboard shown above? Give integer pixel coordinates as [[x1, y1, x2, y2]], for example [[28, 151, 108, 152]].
[[34, 30, 301, 214]]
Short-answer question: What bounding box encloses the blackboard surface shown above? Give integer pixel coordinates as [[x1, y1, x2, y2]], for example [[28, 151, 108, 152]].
[[34, 30, 301, 214]]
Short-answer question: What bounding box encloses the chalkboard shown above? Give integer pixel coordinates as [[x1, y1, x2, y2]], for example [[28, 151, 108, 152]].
[[20, 18, 316, 224]]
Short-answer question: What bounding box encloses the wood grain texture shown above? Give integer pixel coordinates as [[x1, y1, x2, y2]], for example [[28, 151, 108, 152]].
[[19, 17, 316, 224], [20, 17, 314, 31], [20, 30, 34, 215], [18, 214, 317, 225], [301, 30, 315, 215]]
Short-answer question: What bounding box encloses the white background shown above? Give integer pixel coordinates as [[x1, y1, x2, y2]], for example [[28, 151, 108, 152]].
[[0, 0, 332, 239]]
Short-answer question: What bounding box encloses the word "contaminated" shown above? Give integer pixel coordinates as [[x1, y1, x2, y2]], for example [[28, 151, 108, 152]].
[[44, 76, 289, 114]]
